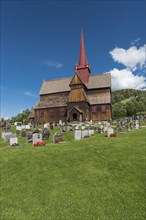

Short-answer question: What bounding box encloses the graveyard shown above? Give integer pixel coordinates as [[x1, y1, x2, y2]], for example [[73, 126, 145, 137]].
[[0, 119, 146, 220]]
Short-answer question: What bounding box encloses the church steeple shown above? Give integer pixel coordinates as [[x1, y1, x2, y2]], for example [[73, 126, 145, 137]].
[[74, 31, 91, 84], [79, 31, 88, 66]]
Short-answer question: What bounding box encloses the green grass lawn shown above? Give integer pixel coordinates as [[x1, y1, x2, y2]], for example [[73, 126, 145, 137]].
[[0, 128, 146, 220]]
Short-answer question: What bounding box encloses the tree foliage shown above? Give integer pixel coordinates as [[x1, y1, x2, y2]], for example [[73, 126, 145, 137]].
[[9, 109, 31, 124], [112, 89, 146, 119]]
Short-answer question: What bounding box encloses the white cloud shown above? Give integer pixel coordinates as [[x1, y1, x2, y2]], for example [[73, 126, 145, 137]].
[[41, 60, 63, 68], [111, 68, 146, 91], [109, 45, 146, 70], [131, 38, 141, 46], [24, 92, 37, 97]]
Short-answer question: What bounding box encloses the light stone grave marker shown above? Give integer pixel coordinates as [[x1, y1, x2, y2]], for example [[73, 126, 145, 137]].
[[16, 126, 22, 131], [107, 127, 114, 137], [2, 131, 12, 139], [10, 137, 18, 146], [74, 129, 82, 140], [81, 129, 89, 138], [88, 129, 94, 136], [3, 133, 16, 142], [26, 125, 31, 130], [135, 120, 139, 129], [21, 125, 26, 129], [33, 133, 42, 145]]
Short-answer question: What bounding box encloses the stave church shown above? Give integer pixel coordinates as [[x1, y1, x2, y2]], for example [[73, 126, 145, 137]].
[[30, 32, 112, 123]]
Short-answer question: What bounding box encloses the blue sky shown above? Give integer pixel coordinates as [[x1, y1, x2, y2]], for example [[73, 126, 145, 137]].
[[1, 0, 146, 119]]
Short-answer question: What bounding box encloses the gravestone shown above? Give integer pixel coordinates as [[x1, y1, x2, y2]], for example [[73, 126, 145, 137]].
[[135, 120, 139, 129], [26, 133, 33, 143], [74, 129, 82, 140], [33, 129, 39, 134], [16, 126, 22, 131], [33, 133, 42, 145], [81, 126, 86, 130], [2, 131, 12, 139], [88, 129, 94, 136], [21, 130, 26, 138], [50, 124, 54, 130], [97, 127, 101, 134], [26, 125, 31, 131], [15, 122, 22, 126], [67, 126, 72, 132], [44, 123, 49, 128], [10, 137, 18, 146], [59, 120, 62, 125], [107, 127, 114, 137], [117, 126, 122, 133], [100, 124, 104, 133], [81, 129, 89, 138], [3, 133, 16, 142], [103, 125, 108, 133], [42, 129, 50, 140], [53, 132, 63, 143], [60, 126, 64, 132], [21, 125, 26, 130]]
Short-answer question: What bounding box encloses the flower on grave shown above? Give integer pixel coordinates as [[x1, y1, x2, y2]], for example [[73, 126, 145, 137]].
[[33, 141, 47, 146]]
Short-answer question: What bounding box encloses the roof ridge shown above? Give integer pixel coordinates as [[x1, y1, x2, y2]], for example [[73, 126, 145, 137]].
[[89, 72, 111, 78], [44, 77, 72, 82]]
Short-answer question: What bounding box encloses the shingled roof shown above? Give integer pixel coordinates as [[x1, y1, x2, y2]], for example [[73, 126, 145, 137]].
[[34, 95, 68, 109], [86, 73, 111, 89], [39, 78, 71, 95], [39, 73, 111, 95]]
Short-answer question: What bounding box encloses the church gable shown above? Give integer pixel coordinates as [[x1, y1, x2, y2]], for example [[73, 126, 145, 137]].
[[68, 88, 89, 103], [68, 73, 89, 103], [69, 73, 83, 86]]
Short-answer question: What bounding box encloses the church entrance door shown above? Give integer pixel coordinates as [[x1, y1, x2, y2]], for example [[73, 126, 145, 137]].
[[73, 113, 77, 121]]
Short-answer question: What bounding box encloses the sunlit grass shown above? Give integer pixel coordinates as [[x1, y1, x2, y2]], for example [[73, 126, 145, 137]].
[[0, 127, 145, 220]]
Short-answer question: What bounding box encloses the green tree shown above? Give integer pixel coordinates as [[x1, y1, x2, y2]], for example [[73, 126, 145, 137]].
[[112, 103, 126, 119]]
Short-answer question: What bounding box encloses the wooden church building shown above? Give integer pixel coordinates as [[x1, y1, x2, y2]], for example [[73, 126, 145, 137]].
[[31, 32, 112, 123]]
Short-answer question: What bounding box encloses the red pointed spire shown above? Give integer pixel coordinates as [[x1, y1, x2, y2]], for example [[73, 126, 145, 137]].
[[79, 31, 88, 66], [74, 31, 91, 84]]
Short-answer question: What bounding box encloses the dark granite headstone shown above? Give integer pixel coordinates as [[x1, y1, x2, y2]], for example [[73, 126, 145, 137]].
[[53, 132, 63, 143], [117, 126, 122, 133], [50, 124, 53, 130], [42, 129, 50, 140], [33, 129, 39, 134], [21, 130, 26, 138], [16, 130, 20, 134], [26, 133, 33, 143]]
